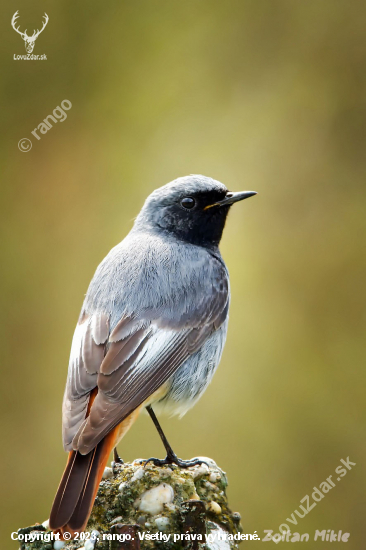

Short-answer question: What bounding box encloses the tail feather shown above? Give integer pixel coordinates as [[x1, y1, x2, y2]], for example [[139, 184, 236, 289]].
[[49, 436, 113, 534], [66, 442, 107, 531], [50, 406, 142, 535], [49, 450, 93, 529]]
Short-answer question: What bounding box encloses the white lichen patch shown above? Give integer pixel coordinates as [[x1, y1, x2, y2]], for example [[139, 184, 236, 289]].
[[206, 524, 232, 550], [154, 516, 170, 531], [102, 467, 113, 479], [130, 466, 145, 482], [110, 516, 123, 524], [191, 463, 209, 480], [118, 481, 127, 492], [138, 483, 174, 515], [209, 472, 220, 483]]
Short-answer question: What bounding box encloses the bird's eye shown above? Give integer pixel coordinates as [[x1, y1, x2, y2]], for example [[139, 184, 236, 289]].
[[180, 197, 196, 210]]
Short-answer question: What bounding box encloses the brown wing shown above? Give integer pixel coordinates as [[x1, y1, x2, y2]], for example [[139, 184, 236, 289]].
[[63, 280, 229, 455], [62, 313, 108, 450]]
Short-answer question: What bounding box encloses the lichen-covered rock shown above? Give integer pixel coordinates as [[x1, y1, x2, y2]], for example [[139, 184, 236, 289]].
[[17, 457, 242, 550]]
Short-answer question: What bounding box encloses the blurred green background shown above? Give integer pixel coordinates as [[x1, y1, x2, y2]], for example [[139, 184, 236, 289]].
[[1, 0, 365, 547]]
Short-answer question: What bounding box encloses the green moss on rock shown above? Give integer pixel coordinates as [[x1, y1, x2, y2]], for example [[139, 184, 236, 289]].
[[17, 457, 242, 550]]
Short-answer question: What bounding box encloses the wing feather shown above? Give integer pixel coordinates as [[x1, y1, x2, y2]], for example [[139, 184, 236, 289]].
[[62, 318, 107, 450], [62, 255, 230, 454], [91, 313, 109, 345], [100, 327, 150, 375]]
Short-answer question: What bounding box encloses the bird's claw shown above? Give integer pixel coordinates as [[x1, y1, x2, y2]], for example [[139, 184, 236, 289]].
[[144, 453, 208, 469]]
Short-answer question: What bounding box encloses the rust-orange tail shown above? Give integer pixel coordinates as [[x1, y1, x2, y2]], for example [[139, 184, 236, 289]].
[[49, 429, 116, 535]]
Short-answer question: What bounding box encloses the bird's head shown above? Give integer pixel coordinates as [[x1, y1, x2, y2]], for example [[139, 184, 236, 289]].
[[134, 175, 257, 247]]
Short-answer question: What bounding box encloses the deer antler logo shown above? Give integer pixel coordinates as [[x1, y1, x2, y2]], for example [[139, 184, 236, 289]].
[[11, 11, 49, 54]]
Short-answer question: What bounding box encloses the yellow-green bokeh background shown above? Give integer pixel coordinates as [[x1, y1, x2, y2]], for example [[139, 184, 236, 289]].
[[1, 1, 365, 547]]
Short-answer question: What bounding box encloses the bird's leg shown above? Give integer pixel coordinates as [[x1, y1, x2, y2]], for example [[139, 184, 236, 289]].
[[113, 447, 123, 464], [144, 405, 208, 469], [146, 406, 176, 461]]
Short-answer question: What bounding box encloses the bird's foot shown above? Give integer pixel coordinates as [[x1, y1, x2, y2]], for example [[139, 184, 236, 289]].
[[113, 447, 124, 464], [112, 448, 124, 473], [144, 452, 208, 469]]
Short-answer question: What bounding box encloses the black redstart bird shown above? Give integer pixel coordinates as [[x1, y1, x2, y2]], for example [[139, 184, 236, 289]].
[[49, 174, 256, 535]]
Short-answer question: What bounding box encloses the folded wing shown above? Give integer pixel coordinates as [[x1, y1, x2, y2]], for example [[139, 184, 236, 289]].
[[62, 268, 229, 456]]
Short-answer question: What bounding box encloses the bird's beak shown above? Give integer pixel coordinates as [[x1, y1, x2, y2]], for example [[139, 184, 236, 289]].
[[204, 191, 257, 210]]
